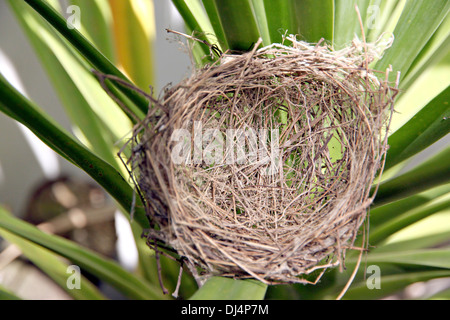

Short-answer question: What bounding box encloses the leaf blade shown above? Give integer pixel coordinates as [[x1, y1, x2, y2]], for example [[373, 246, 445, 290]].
[[0, 286, 22, 300], [189, 277, 267, 300], [9, 0, 131, 167], [333, 0, 371, 48], [0, 72, 149, 230], [172, 0, 216, 61], [68, 0, 116, 61], [109, 0, 156, 91], [23, 0, 148, 117], [375, 0, 450, 83], [202, 0, 229, 49], [385, 86, 450, 169], [263, 0, 296, 44], [369, 192, 450, 244], [360, 249, 450, 269], [292, 0, 334, 44], [342, 270, 450, 300], [0, 206, 165, 300], [0, 227, 106, 300], [213, 0, 261, 51], [373, 147, 450, 206]]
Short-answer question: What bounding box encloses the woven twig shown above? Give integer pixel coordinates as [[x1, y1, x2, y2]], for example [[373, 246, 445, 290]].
[[127, 35, 398, 285]]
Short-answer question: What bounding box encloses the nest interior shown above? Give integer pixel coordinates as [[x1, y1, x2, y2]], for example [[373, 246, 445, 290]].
[[128, 36, 398, 284]]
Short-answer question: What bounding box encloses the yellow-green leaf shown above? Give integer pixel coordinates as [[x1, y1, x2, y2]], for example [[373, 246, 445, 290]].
[[109, 0, 156, 91]]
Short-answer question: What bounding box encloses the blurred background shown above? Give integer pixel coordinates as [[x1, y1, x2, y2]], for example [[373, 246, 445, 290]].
[[0, 0, 192, 299], [0, 0, 191, 215]]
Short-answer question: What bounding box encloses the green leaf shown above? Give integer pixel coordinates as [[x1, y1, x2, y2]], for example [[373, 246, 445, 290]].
[[370, 183, 450, 227], [369, 192, 450, 244], [373, 146, 450, 207], [292, 0, 334, 44], [385, 86, 450, 170], [333, 0, 371, 48], [376, 207, 450, 250], [0, 285, 22, 300], [374, 231, 450, 254], [23, 0, 148, 117], [342, 270, 450, 300], [389, 54, 449, 135], [0, 228, 106, 300], [172, 0, 218, 60], [375, 0, 449, 83], [0, 206, 165, 300], [69, 0, 116, 61], [428, 287, 450, 300], [10, 0, 162, 286], [212, 0, 261, 51], [355, 249, 450, 269], [400, 14, 450, 92], [0, 73, 149, 230], [201, 0, 229, 49], [366, 0, 405, 43], [249, 0, 271, 46], [109, 0, 156, 91], [189, 277, 267, 300], [9, 0, 131, 168], [263, 0, 297, 44]]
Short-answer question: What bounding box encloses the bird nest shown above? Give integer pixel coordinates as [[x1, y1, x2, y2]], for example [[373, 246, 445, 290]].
[[122, 36, 398, 285]]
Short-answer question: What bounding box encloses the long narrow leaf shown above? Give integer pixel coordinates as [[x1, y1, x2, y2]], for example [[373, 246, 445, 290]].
[[374, 231, 450, 254], [400, 15, 450, 92], [202, 0, 228, 49], [109, 0, 156, 91], [370, 183, 450, 227], [366, 0, 404, 43], [23, 0, 148, 117], [0, 206, 165, 300], [342, 270, 450, 300], [373, 147, 450, 206], [369, 192, 450, 244], [213, 0, 261, 51], [189, 277, 267, 300], [69, 0, 116, 61], [428, 287, 450, 300], [352, 249, 450, 269], [107, 0, 171, 284], [292, 0, 334, 44], [172, 0, 216, 60], [0, 227, 106, 300], [385, 86, 450, 170], [9, 0, 131, 167], [263, 0, 297, 44], [375, 0, 449, 83], [249, 0, 271, 46], [0, 73, 149, 230], [0, 286, 21, 300], [333, 0, 371, 48], [389, 55, 449, 135]]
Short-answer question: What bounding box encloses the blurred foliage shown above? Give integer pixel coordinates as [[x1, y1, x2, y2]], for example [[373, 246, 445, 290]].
[[0, 0, 448, 300]]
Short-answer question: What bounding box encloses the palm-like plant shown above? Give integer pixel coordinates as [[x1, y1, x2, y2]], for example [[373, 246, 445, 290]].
[[0, 0, 448, 300]]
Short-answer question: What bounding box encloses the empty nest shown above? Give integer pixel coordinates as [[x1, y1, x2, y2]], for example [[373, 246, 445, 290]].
[[127, 35, 399, 285]]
